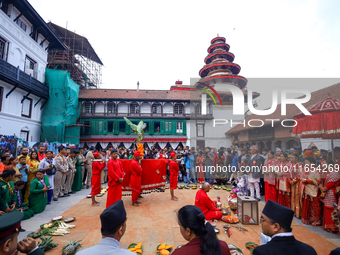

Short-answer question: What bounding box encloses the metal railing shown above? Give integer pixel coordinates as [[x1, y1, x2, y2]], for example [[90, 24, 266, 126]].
[[0, 58, 49, 98], [80, 111, 213, 119]]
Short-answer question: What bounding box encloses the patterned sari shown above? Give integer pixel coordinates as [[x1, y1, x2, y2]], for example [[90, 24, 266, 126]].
[[321, 171, 340, 232], [300, 167, 321, 226], [24, 159, 40, 203], [277, 160, 292, 209]]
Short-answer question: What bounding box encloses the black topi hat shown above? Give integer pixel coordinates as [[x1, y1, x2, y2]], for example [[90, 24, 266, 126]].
[[262, 200, 294, 232]]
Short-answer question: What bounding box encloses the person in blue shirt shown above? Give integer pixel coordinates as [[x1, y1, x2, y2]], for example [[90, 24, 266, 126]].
[[16, 156, 29, 198], [189, 150, 196, 184], [183, 153, 190, 183]]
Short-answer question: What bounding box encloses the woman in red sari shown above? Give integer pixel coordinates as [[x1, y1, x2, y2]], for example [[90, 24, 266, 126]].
[[196, 151, 205, 184], [320, 159, 340, 232], [290, 153, 304, 218], [264, 150, 278, 202], [276, 152, 292, 209], [301, 157, 321, 226]]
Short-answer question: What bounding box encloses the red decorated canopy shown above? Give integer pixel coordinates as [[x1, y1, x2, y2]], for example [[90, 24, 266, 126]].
[[292, 98, 340, 139]]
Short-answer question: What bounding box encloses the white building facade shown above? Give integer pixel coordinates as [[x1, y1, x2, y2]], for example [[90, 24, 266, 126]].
[[0, 0, 66, 142]]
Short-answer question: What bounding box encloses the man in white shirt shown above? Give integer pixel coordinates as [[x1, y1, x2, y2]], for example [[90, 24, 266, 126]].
[[253, 200, 317, 255]]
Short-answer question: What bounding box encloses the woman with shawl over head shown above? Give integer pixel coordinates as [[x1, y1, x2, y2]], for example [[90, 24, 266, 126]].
[[290, 153, 304, 218], [300, 157, 322, 226], [319, 159, 340, 232]]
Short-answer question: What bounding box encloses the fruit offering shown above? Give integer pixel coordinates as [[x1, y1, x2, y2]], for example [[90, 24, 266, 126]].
[[245, 242, 259, 253], [222, 215, 239, 223], [156, 243, 173, 255], [128, 242, 143, 254]]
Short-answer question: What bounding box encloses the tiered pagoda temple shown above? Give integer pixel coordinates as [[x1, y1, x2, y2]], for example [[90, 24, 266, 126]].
[[196, 36, 248, 90]]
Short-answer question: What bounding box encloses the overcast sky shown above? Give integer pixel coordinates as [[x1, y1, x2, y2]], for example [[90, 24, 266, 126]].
[[30, 0, 340, 108]]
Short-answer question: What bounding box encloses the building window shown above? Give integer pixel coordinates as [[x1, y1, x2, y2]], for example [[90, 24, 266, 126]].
[[130, 103, 139, 114], [176, 122, 183, 133], [24, 56, 37, 78], [119, 121, 125, 133], [154, 121, 160, 133], [108, 121, 114, 133], [107, 103, 116, 113], [152, 104, 161, 114], [197, 124, 204, 137], [83, 121, 90, 133], [165, 122, 168, 131], [16, 19, 27, 32], [174, 103, 183, 114], [169, 122, 172, 132], [0, 0, 9, 15], [0, 86, 3, 112], [20, 130, 29, 142], [144, 122, 149, 133], [30, 26, 38, 42], [85, 103, 93, 113], [0, 37, 6, 60], [21, 98, 32, 118], [195, 104, 201, 115]]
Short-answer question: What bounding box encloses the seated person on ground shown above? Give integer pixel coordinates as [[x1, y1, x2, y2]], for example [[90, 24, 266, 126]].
[[195, 182, 222, 221]]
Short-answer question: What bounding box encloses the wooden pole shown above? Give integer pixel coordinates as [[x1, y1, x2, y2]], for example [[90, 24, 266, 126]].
[[331, 133, 334, 159]]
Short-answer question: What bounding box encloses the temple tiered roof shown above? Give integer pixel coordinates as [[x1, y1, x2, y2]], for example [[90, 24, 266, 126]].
[[196, 36, 247, 89]]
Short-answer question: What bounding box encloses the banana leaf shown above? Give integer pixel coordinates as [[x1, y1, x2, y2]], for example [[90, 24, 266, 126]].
[[137, 121, 144, 134]]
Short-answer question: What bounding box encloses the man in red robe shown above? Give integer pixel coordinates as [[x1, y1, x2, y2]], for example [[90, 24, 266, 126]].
[[195, 182, 222, 221], [91, 151, 106, 206], [169, 151, 179, 201], [130, 151, 143, 207], [106, 149, 125, 208]]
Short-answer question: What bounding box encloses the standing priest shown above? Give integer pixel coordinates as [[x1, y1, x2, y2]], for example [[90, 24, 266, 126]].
[[129, 151, 143, 207], [106, 149, 125, 208]]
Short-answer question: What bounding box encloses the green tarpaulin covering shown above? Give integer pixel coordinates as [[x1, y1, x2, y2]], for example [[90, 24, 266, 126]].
[[41, 69, 80, 144]]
